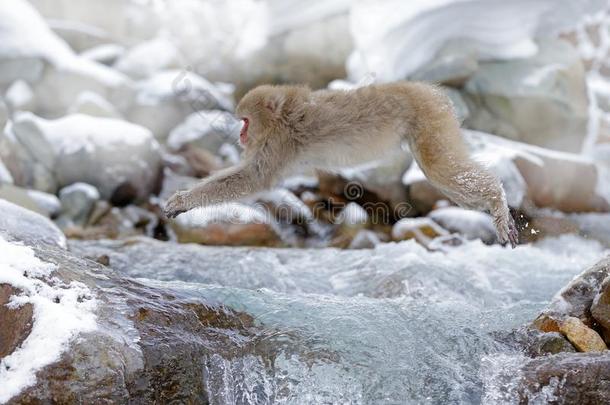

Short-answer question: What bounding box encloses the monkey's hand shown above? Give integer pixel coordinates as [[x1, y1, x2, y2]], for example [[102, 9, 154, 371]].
[[494, 211, 519, 249], [163, 190, 192, 219]]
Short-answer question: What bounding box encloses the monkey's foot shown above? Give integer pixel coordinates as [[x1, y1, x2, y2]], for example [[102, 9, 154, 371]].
[[163, 191, 191, 219], [495, 213, 519, 249]]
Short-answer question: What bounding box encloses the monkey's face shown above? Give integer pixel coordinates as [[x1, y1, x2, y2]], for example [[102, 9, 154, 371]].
[[235, 85, 280, 151]]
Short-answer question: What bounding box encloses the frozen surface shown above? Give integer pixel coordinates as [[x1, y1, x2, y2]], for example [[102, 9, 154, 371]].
[[0, 235, 97, 403], [71, 235, 608, 404]]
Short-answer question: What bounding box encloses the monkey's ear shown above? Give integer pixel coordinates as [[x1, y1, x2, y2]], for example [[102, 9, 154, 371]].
[[265, 93, 285, 116]]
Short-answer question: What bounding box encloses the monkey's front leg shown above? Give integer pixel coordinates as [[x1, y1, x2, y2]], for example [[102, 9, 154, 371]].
[[163, 162, 267, 218]]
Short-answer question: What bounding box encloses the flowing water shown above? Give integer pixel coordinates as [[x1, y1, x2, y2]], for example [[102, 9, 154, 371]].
[[73, 235, 607, 404]]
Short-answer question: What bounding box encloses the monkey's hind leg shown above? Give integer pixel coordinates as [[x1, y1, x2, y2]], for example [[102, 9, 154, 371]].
[[410, 129, 519, 248]]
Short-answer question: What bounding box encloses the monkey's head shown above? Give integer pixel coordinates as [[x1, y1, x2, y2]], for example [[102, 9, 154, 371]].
[[235, 85, 310, 154]]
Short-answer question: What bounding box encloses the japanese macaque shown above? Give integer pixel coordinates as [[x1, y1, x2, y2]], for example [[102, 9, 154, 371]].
[[164, 82, 518, 247]]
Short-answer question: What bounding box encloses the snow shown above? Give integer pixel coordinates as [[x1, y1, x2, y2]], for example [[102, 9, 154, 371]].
[[166, 110, 240, 153], [114, 37, 183, 79], [0, 235, 97, 403], [0, 159, 13, 184], [175, 203, 269, 228], [346, 0, 604, 82]]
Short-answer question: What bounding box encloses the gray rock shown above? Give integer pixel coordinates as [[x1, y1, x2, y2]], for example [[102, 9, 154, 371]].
[[0, 203, 291, 404], [57, 182, 100, 226], [463, 39, 589, 152], [428, 206, 496, 244]]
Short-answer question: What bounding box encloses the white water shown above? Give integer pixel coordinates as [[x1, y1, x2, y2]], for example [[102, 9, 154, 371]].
[[76, 235, 608, 404]]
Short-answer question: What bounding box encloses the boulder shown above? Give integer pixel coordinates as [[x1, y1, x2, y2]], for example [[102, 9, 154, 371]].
[[80, 43, 126, 66], [114, 37, 184, 79], [57, 182, 100, 227], [0, 201, 286, 404], [559, 317, 607, 352], [125, 70, 234, 141], [166, 110, 240, 153], [0, 0, 133, 117], [47, 19, 110, 53], [170, 203, 282, 247], [428, 206, 496, 244], [0, 184, 57, 218], [67, 91, 121, 118], [392, 217, 449, 245], [4, 80, 35, 112], [463, 39, 589, 153], [6, 112, 162, 202], [591, 276, 610, 338]]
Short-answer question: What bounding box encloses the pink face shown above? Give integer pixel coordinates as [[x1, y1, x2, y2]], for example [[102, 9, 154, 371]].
[[239, 118, 249, 145]]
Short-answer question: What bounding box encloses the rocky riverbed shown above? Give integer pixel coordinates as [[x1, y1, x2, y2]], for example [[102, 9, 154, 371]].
[[2, 0, 610, 403]]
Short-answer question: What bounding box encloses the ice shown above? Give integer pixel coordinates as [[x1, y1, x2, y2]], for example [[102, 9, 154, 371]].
[[0, 235, 97, 403]]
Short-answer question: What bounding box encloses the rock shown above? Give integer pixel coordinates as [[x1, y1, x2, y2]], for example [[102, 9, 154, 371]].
[[8, 112, 162, 201], [166, 110, 240, 153], [0, 184, 54, 217], [570, 213, 610, 247], [348, 229, 382, 249], [80, 43, 125, 66], [114, 37, 184, 79], [443, 87, 469, 122], [126, 70, 234, 141], [254, 188, 323, 245], [29, 0, 161, 46], [178, 144, 223, 178], [428, 206, 496, 244], [533, 257, 610, 331], [465, 131, 607, 212], [57, 182, 100, 227], [47, 19, 109, 53], [170, 203, 282, 247], [0, 125, 57, 193], [464, 39, 589, 153], [346, 0, 600, 82], [591, 276, 610, 338], [403, 161, 448, 215], [0, 157, 13, 184], [67, 91, 121, 118], [0, 284, 33, 359], [0, 0, 132, 117], [517, 352, 610, 403], [411, 41, 479, 86], [0, 199, 66, 248], [0, 201, 287, 404], [392, 217, 449, 246], [521, 215, 580, 243], [559, 316, 607, 352], [0, 99, 7, 130], [4, 80, 35, 112], [26, 189, 61, 218]]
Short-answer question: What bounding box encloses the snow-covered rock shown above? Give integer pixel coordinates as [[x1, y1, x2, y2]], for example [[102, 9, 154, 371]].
[[5, 80, 36, 112], [347, 0, 606, 82], [171, 203, 282, 247], [0, 158, 13, 184], [68, 91, 121, 118], [463, 39, 589, 153], [404, 131, 608, 214], [80, 44, 126, 66], [6, 113, 161, 201], [29, 0, 160, 45], [57, 183, 100, 227], [0, 99, 7, 130], [167, 110, 240, 153], [47, 19, 110, 52], [26, 189, 61, 218], [428, 206, 497, 244], [114, 37, 183, 79], [0, 0, 133, 117], [0, 198, 66, 248], [391, 217, 449, 246], [125, 70, 234, 141]]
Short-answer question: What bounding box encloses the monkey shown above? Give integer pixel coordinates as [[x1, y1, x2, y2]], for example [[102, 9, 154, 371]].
[[164, 82, 519, 247]]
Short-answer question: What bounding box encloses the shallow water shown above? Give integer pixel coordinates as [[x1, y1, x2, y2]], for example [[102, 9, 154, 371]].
[[73, 235, 607, 404]]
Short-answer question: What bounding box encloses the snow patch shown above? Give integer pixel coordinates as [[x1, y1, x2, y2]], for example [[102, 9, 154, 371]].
[[0, 236, 97, 403]]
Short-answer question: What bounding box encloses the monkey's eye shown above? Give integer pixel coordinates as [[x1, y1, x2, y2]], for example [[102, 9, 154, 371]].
[[239, 118, 249, 144]]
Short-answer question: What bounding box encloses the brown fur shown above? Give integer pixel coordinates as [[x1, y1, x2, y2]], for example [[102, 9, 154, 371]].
[[165, 82, 518, 247]]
